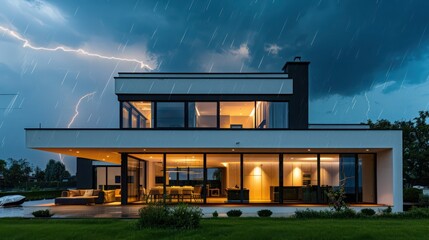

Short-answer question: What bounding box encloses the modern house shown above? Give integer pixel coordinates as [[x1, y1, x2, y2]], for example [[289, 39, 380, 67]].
[[25, 59, 403, 211]]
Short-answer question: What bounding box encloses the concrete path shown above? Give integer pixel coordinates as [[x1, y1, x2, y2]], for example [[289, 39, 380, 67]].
[[0, 199, 387, 218]]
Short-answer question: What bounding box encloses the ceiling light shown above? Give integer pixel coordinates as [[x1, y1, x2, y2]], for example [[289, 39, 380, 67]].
[[76, 151, 80, 153], [307, 149, 311, 152], [365, 149, 370, 152]]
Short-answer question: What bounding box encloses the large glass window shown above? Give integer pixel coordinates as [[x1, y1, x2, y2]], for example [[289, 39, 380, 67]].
[[243, 154, 279, 203], [207, 154, 240, 203], [127, 157, 139, 202], [220, 102, 255, 128], [256, 101, 288, 128], [320, 154, 358, 203], [283, 154, 318, 203], [166, 154, 203, 187], [130, 102, 152, 128], [122, 101, 152, 128], [156, 102, 185, 128], [188, 102, 217, 128], [340, 154, 357, 202]]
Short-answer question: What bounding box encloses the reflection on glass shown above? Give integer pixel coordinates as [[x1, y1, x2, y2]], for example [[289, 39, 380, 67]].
[[340, 154, 356, 202], [130, 101, 152, 128], [127, 157, 140, 202], [189, 102, 217, 128], [157, 102, 185, 128], [220, 102, 255, 128], [122, 107, 130, 128], [122, 102, 152, 128]]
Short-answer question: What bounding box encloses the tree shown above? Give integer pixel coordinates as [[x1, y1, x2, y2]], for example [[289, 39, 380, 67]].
[[368, 111, 429, 186], [0, 159, 6, 175], [3, 158, 32, 188], [34, 166, 45, 182], [0, 159, 6, 190], [44, 159, 71, 182]]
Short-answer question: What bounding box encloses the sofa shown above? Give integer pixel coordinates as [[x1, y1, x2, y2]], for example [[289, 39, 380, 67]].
[[55, 189, 104, 205]]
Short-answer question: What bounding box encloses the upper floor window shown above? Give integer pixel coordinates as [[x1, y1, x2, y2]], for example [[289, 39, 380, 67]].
[[121, 100, 288, 129], [220, 102, 255, 128], [256, 101, 289, 128], [121, 102, 152, 128], [156, 102, 185, 128], [188, 102, 217, 128]]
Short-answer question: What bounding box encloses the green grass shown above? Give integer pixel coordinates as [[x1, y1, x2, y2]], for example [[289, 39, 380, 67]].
[[1, 218, 428, 240]]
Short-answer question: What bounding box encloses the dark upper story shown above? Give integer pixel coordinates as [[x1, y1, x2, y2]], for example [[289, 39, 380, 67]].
[[115, 60, 309, 130]]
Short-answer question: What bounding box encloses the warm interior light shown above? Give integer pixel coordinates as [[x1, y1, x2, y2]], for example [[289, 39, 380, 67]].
[[195, 107, 201, 116], [76, 151, 80, 153], [249, 108, 255, 117]]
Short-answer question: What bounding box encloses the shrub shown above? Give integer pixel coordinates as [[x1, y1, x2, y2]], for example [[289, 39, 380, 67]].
[[406, 207, 429, 218], [294, 209, 332, 219], [380, 206, 392, 215], [294, 208, 356, 219], [325, 185, 349, 212], [360, 208, 376, 216], [226, 209, 242, 217], [418, 194, 429, 207], [257, 209, 273, 217], [170, 204, 203, 230], [333, 208, 356, 218], [32, 209, 54, 218], [403, 188, 422, 202], [137, 203, 171, 229], [212, 210, 219, 218], [137, 203, 202, 230]]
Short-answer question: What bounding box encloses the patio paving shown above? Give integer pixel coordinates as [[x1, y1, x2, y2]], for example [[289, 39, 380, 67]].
[[0, 199, 387, 218]]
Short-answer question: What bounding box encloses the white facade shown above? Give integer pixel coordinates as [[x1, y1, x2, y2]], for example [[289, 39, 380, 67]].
[[25, 63, 403, 211]]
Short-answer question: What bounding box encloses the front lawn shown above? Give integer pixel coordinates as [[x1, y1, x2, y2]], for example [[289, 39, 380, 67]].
[[1, 218, 428, 240]]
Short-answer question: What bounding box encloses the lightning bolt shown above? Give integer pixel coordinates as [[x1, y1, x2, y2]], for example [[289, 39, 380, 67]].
[[59, 91, 96, 162], [364, 92, 370, 120], [68, 92, 96, 128], [0, 25, 153, 70]]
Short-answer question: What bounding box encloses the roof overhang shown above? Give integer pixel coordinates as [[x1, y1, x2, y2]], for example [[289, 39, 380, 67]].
[[26, 129, 402, 164]]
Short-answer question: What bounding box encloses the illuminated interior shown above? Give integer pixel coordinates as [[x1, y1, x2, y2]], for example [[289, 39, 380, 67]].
[[220, 102, 255, 128]]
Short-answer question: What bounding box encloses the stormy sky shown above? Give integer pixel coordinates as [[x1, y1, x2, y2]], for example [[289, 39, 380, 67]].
[[1, 0, 429, 174]]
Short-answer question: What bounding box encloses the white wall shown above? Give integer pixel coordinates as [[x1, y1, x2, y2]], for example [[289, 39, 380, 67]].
[[377, 149, 403, 212]]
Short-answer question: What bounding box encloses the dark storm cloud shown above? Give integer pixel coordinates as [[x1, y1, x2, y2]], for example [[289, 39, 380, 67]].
[[48, 0, 429, 99]]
